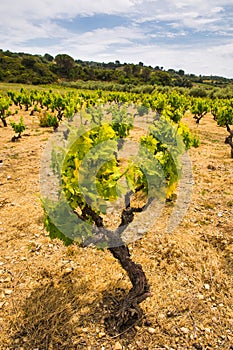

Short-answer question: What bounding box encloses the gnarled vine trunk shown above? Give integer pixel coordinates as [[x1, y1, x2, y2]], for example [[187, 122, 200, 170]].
[[108, 245, 151, 329], [225, 124, 233, 158], [81, 196, 152, 330], [1, 117, 7, 127]]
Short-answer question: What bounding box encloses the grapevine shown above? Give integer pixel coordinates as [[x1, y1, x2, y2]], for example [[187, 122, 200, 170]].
[[41, 102, 196, 330]]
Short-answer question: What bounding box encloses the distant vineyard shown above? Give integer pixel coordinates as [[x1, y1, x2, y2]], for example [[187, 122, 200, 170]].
[[1, 86, 232, 157]]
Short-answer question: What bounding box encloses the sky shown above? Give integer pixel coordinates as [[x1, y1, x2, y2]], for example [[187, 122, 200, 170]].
[[1, 0, 233, 78]]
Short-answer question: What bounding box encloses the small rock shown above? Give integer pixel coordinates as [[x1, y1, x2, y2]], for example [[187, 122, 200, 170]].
[[82, 327, 89, 333], [62, 260, 70, 264], [7, 175, 11, 180], [205, 327, 211, 333], [197, 293, 204, 300], [3, 276, 11, 283], [137, 228, 147, 234], [157, 313, 166, 320], [4, 289, 13, 295], [207, 164, 216, 170], [63, 267, 73, 274], [98, 332, 105, 338], [180, 327, 189, 334], [204, 283, 210, 290], [30, 243, 41, 252], [114, 342, 122, 350], [148, 327, 156, 334]]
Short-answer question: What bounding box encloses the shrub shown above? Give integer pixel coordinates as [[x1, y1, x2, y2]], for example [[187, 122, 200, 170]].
[[39, 112, 59, 128]]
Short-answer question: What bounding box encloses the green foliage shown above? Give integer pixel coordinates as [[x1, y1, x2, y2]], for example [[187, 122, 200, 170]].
[[189, 87, 208, 98], [42, 101, 197, 246], [190, 97, 210, 123], [42, 196, 95, 246], [54, 54, 75, 77], [178, 122, 200, 148], [1, 49, 232, 89], [62, 123, 119, 213], [0, 50, 55, 84], [0, 85, 205, 246], [216, 103, 233, 157], [163, 92, 188, 123], [137, 104, 149, 116], [150, 92, 167, 114], [140, 116, 184, 198], [43, 208, 74, 246], [215, 104, 233, 127], [0, 95, 12, 126], [110, 104, 134, 138], [10, 116, 26, 138], [39, 112, 59, 128]]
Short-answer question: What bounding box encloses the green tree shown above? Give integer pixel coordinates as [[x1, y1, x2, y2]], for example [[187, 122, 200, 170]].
[[54, 54, 75, 77], [215, 103, 233, 158], [22, 56, 37, 68], [44, 53, 54, 62]]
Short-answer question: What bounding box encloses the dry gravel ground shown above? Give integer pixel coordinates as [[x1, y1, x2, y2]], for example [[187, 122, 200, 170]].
[[0, 109, 233, 350]]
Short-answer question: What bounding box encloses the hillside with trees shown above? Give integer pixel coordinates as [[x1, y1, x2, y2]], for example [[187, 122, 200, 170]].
[[0, 49, 232, 91]]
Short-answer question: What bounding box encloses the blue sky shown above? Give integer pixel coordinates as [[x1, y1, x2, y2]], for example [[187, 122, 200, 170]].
[[1, 0, 233, 78]]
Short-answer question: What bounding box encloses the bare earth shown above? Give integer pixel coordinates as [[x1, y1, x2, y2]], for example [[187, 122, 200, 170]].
[[0, 110, 232, 349]]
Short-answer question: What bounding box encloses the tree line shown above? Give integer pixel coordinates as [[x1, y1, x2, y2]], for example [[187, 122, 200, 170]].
[[0, 49, 232, 89]]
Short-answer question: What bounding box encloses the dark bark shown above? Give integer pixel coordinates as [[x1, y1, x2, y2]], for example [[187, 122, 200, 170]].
[[11, 134, 21, 142], [225, 135, 233, 158], [108, 245, 150, 329], [1, 117, 7, 127], [79, 190, 152, 330], [194, 112, 207, 124], [226, 124, 233, 136], [225, 125, 233, 158], [106, 193, 152, 329], [57, 110, 64, 121]]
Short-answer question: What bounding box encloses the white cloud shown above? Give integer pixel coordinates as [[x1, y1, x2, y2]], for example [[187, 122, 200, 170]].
[[50, 25, 146, 58], [103, 41, 233, 78], [132, 1, 232, 33], [0, 0, 232, 77], [1, 0, 135, 20]]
